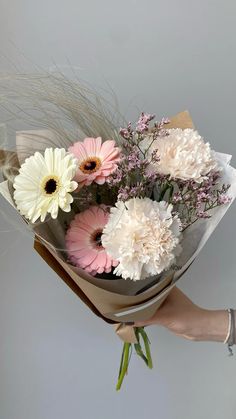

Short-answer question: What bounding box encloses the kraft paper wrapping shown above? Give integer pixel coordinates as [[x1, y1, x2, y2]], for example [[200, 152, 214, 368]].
[[114, 323, 137, 344], [34, 237, 175, 322], [34, 238, 173, 342], [1, 111, 236, 343]]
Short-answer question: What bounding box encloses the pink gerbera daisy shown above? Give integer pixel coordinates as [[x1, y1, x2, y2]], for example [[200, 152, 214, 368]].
[[68, 137, 120, 186], [65, 205, 118, 275]]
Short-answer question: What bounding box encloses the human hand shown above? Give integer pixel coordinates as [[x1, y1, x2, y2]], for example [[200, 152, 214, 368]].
[[135, 287, 229, 342]]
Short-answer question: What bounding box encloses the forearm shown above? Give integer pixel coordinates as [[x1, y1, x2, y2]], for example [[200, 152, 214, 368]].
[[184, 309, 231, 343], [136, 288, 236, 346]]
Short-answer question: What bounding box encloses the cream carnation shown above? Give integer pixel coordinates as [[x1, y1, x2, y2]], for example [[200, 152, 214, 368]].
[[142, 128, 218, 183], [101, 197, 182, 281]]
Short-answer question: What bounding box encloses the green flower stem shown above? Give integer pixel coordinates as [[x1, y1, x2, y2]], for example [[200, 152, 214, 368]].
[[116, 327, 153, 390], [118, 341, 126, 377], [158, 183, 171, 201], [168, 184, 174, 203], [116, 342, 131, 391], [134, 341, 148, 365], [137, 327, 153, 369]]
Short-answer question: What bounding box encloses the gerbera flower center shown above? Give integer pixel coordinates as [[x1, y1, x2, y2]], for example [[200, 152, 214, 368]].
[[79, 157, 102, 174], [41, 175, 60, 196], [91, 229, 103, 249]]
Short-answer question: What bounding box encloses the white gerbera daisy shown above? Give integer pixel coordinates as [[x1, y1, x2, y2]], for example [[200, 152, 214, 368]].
[[13, 148, 78, 223], [141, 128, 218, 183], [101, 197, 182, 281]]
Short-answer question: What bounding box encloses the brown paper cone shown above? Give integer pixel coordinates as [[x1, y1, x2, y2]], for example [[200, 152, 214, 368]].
[[34, 238, 175, 322]]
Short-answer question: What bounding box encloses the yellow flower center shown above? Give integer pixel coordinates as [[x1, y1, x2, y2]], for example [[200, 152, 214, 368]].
[[41, 175, 60, 196], [79, 157, 101, 174]]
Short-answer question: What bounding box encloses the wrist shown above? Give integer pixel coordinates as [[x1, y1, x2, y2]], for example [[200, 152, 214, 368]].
[[183, 308, 229, 342]]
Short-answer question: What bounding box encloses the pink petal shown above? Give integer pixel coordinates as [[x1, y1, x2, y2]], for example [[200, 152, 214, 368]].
[[83, 137, 102, 156], [100, 140, 120, 161], [74, 171, 87, 181], [67, 221, 93, 234], [100, 168, 117, 176], [99, 161, 117, 170], [65, 205, 115, 275], [94, 209, 108, 225], [112, 259, 119, 267], [78, 210, 97, 226], [75, 248, 98, 266], [89, 251, 107, 271], [66, 234, 88, 246], [105, 256, 112, 272], [69, 142, 88, 161], [95, 176, 106, 185]]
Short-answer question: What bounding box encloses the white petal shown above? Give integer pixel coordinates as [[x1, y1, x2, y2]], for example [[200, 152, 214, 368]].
[[13, 147, 77, 221]]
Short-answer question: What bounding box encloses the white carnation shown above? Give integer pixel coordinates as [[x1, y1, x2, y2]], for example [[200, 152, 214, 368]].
[[142, 128, 218, 183], [101, 197, 182, 281]]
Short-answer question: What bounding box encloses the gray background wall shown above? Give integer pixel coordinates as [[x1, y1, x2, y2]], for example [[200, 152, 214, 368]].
[[0, 1, 236, 418]]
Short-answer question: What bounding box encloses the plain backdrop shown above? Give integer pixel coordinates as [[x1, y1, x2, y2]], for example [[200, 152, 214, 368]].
[[0, 1, 236, 419]]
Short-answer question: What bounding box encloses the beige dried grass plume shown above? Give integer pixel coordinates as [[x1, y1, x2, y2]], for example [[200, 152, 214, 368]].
[[0, 69, 124, 180]]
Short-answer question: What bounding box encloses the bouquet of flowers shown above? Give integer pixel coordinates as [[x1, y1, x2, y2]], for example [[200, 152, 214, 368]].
[[0, 73, 236, 390]]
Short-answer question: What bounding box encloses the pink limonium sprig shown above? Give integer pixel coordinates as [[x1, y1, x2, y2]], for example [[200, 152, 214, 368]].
[[136, 112, 155, 134], [117, 183, 146, 201], [108, 112, 170, 201], [119, 113, 169, 150], [107, 145, 161, 201], [172, 171, 232, 230], [119, 122, 133, 140]]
